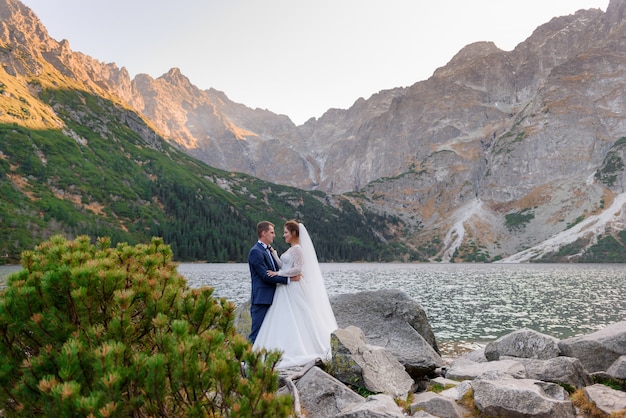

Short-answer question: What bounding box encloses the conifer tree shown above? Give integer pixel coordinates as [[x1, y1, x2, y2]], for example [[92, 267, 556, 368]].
[[0, 235, 292, 417]]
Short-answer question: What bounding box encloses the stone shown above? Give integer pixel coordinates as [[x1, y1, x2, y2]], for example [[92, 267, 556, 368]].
[[412, 412, 438, 418], [484, 328, 561, 360], [335, 394, 406, 418], [330, 326, 414, 398], [471, 377, 576, 417], [330, 327, 366, 389], [430, 376, 463, 388], [607, 355, 626, 379], [330, 289, 444, 379], [459, 347, 487, 363], [559, 320, 626, 373], [445, 357, 526, 381], [440, 381, 473, 402], [410, 391, 464, 418], [502, 355, 592, 388], [295, 366, 365, 418], [584, 384, 626, 416]]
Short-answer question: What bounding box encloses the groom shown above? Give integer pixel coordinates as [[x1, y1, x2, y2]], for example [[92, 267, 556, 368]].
[[248, 221, 300, 343]]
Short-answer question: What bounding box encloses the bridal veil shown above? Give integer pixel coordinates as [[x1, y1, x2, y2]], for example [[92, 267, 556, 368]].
[[298, 223, 338, 339]]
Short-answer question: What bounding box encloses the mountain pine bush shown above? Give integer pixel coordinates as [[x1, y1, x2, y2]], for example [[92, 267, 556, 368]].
[[0, 235, 292, 417]]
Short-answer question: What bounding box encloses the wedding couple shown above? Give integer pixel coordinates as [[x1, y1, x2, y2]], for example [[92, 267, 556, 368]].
[[248, 220, 338, 368]]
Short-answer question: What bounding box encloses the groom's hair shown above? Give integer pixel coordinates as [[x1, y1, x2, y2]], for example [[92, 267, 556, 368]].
[[257, 221, 274, 238]]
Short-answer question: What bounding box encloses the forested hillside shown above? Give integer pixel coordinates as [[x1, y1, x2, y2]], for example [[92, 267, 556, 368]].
[[0, 87, 406, 263]]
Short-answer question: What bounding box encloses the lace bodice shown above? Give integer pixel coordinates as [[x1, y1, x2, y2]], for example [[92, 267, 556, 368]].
[[275, 244, 303, 277]]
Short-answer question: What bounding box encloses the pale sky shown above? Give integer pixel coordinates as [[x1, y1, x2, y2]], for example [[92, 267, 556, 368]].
[[20, 0, 609, 125]]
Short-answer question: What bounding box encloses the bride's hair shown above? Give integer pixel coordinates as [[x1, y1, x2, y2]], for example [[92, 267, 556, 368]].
[[284, 220, 300, 240]]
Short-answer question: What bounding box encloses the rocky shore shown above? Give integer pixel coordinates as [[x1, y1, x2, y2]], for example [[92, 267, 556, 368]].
[[258, 289, 626, 417]]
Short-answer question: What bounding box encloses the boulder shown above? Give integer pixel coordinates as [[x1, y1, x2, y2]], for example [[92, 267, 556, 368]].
[[583, 384, 626, 416], [558, 320, 626, 372], [412, 412, 438, 418], [430, 376, 463, 388], [429, 376, 472, 402], [607, 355, 626, 379], [330, 327, 366, 389], [502, 355, 592, 388], [335, 394, 406, 418], [330, 289, 444, 379], [295, 366, 365, 418], [471, 376, 576, 417], [445, 357, 526, 381], [330, 326, 414, 398], [484, 328, 560, 361], [459, 347, 487, 363], [410, 391, 464, 418], [440, 381, 472, 402]]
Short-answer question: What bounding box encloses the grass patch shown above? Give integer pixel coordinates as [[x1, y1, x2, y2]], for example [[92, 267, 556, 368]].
[[505, 208, 535, 231], [571, 389, 607, 418]]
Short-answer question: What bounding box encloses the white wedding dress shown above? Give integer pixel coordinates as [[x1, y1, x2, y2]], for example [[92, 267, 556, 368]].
[[252, 223, 338, 369]]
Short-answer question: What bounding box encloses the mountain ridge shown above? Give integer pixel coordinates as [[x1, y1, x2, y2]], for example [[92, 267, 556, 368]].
[[2, 0, 626, 262], [0, 0, 400, 263]]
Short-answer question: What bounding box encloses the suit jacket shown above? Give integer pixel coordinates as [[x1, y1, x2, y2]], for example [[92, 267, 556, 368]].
[[248, 242, 289, 305]]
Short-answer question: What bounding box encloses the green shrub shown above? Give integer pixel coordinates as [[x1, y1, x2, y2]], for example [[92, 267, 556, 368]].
[[595, 151, 624, 187], [505, 208, 535, 231], [0, 235, 292, 417]]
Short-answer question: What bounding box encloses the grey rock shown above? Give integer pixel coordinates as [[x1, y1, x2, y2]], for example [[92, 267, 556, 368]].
[[295, 366, 365, 418], [471, 377, 576, 417], [410, 391, 464, 418], [502, 355, 592, 388], [330, 326, 414, 398], [607, 355, 626, 379], [559, 320, 626, 372], [458, 348, 487, 363], [484, 328, 560, 361], [330, 289, 444, 379], [430, 376, 463, 388], [583, 383, 626, 416], [335, 394, 406, 418], [440, 381, 472, 402], [411, 412, 438, 418], [445, 357, 526, 381], [330, 327, 366, 389]]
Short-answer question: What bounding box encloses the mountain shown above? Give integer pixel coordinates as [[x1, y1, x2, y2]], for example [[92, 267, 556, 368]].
[[117, 1, 626, 263], [0, 0, 400, 264], [2, 0, 626, 263]]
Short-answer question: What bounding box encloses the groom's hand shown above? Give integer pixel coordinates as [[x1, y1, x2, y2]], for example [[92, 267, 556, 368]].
[[289, 273, 303, 282]]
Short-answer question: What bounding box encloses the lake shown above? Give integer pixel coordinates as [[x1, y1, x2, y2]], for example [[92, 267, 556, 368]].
[[2, 263, 625, 350]]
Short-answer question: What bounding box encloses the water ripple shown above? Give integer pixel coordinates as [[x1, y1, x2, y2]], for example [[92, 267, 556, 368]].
[[178, 262, 626, 344], [3, 263, 623, 345]]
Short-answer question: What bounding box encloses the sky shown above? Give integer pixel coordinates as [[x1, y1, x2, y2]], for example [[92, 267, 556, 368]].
[[20, 0, 609, 125]]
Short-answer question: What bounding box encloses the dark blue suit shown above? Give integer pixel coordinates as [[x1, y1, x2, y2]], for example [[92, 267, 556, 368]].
[[248, 241, 288, 343]]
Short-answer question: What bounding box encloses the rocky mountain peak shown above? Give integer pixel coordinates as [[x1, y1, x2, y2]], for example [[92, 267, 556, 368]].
[[444, 41, 501, 67], [4, 0, 626, 262], [0, 0, 50, 47], [606, 0, 626, 25], [160, 67, 193, 89]]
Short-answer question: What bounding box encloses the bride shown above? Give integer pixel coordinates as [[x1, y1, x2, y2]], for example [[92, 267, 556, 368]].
[[252, 220, 338, 368]]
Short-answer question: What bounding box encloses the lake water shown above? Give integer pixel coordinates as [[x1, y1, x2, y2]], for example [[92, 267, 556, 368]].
[[2, 263, 625, 349]]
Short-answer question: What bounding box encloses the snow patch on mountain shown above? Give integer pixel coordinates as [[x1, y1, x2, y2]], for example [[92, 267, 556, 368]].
[[440, 198, 485, 262], [498, 192, 626, 263]]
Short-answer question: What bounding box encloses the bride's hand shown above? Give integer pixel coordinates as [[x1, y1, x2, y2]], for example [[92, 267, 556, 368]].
[[267, 270, 277, 277]]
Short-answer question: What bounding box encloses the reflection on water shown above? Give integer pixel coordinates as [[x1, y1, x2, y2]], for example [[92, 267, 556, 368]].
[[178, 262, 626, 344], [0, 265, 21, 284], [2, 262, 624, 345]]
